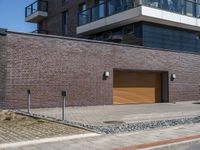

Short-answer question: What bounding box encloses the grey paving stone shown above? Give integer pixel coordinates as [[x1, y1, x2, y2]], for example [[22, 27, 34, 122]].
[[2, 124, 200, 150], [22, 146, 40, 150], [0, 115, 88, 144], [21, 102, 200, 134]]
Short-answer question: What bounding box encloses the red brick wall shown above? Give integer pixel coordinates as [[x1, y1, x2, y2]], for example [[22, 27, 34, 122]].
[[4, 32, 200, 108], [39, 0, 92, 36], [0, 35, 7, 108]]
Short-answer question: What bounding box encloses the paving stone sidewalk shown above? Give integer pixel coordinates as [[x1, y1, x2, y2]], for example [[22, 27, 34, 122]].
[[0, 114, 89, 144], [25, 102, 200, 133], [28, 102, 200, 126], [3, 123, 200, 150]]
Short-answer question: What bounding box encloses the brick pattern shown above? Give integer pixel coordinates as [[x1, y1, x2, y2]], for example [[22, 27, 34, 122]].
[[4, 32, 200, 109], [39, 0, 92, 37], [0, 35, 7, 108]]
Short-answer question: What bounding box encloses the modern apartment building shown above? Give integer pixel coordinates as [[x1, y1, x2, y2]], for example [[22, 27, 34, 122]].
[[1, 0, 199, 108], [25, 0, 200, 52]]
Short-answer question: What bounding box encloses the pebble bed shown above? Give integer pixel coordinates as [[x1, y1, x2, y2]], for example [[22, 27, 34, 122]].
[[64, 116, 200, 134]]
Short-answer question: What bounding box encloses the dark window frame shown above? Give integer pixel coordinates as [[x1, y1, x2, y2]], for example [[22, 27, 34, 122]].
[[62, 11, 68, 36]]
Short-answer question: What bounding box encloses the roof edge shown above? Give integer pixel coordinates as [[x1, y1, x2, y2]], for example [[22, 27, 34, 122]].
[[7, 30, 200, 56]]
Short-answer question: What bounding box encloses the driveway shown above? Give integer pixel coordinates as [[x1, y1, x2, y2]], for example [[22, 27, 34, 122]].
[[21, 101, 200, 133]]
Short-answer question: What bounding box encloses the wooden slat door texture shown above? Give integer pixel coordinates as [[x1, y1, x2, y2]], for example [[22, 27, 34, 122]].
[[113, 71, 161, 104]]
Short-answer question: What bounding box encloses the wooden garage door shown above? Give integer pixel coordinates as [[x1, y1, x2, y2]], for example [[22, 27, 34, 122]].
[[113, 71, 161, 104]]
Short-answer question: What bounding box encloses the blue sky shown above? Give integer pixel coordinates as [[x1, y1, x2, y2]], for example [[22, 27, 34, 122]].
[[0, 0, 36, 32]]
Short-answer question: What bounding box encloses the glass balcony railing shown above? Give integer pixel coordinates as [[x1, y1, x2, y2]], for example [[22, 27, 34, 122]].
[[78, 0, 200, 26], [25, 1, 48, 17], [143, 0, 200, 18], [78, 9, 91, 26], [92, 2, 105, 21]]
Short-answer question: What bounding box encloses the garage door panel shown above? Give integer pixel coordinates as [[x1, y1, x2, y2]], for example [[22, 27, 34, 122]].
[[113, 96, 140, 104], [113, 71, 161, 104]]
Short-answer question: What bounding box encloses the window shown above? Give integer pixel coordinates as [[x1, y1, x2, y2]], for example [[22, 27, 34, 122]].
[[95, 0, 104, 4], [122, 24, 142, 45], [103, 31, 112, 41], [92, 0, 105, 21], [123, 25, 134, 35], [111, 28, 123, 43], [196, 33, 200, 40], [108, 0, 123, 15], [186, 0, 196, 17], [62, 11, 68, 35], [79, 3, 89, 25], [62, 0, 68, 4], [94, 33, 103, 41], [197, 0, 200, 17], [79, 3, 87, 12]]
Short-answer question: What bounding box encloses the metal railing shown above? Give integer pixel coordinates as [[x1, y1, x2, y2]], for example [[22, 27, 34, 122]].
[[25, 1, 48, 17], [78, 0, 134, 26], [78, 0, 200, 26]]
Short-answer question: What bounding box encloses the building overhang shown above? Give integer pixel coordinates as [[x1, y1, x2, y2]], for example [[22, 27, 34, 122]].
[[77, 6, 200, 35], [25, 11, 48, 23]]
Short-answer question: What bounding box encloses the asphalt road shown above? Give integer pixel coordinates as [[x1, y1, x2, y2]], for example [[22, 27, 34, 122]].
[[162, 142, 200, 150], [175, 143, 200, 150]]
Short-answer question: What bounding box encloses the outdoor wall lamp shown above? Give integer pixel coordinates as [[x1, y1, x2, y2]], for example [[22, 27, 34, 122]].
[[103, 71, 110, 80], [171, 73, 176, 81], [104, 71, 110, 77]]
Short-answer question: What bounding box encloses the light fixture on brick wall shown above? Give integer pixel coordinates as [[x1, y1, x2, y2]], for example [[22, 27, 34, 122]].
[[104, 71, 110, 77], [171, 74, 176, 81], [103, 71, 110, 80]]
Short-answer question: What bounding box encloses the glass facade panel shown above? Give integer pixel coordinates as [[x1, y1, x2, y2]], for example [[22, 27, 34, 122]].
[[142, 0, 160, 8], [142, 22, 200, 53], [185, 0, 196, 17], [78, 3, 90, 25], [32, 2, 38, 13], [196, 0, 200, 17], [108, 0, 123, 15], [92, 3, 105, 21], [79, 10, 91, 25], [89, 22, 200, 53]]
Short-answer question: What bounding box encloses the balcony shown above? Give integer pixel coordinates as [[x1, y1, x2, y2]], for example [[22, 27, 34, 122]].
[[77, 0, 200, 35], [25, 1, 48, 23]]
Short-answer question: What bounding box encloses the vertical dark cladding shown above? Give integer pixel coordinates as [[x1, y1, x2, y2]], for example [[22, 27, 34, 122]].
[[0, 33, 7, 108], [4, 32, 200, 109]]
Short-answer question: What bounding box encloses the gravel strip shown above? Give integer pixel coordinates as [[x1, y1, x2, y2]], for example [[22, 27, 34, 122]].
[[16, 111, 200, 134], [63, 116, 200, 134]]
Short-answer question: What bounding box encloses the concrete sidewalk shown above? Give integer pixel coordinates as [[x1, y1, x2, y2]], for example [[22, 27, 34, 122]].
[[2, 123, 200, 150]]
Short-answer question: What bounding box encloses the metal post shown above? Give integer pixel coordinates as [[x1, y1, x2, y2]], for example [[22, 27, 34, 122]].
[[62, 91, 66, 121], [31, 4, 33, 15], [62, 96, 66, 121], [27, 90, 31, 113]]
